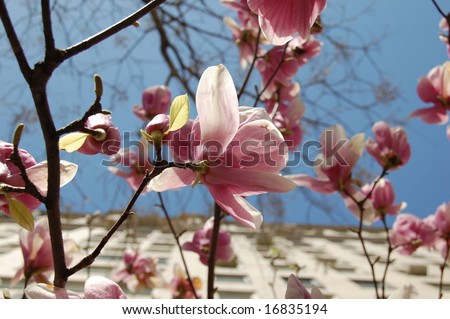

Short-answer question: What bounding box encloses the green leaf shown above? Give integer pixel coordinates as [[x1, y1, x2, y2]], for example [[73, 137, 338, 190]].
[[59, 132, 89, 153], [8, 197, 34, 231], [140, 129, 153, 141], [168, 94, 190, 133]]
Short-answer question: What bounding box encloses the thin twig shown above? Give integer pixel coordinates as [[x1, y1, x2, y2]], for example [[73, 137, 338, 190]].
[[238, 28, 262, 100], [157, 193, 199, 299], [380, 215, 395, 299], [63, 0, 168, 60], [438, 235, 450, 299], [41, 0, 56, 55], [67, 167, 162, 276]]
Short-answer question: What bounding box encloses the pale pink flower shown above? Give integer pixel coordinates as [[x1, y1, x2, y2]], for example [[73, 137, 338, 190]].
[[133, 85, 171, 121], [169, 265, 201, 299], [288, 125, 375, 223], [366, 121, 411, 170], [247, 0, 327, 45], [390, 214, 436, 255], [410, 62, 450, 125], [0, 141, 41, 215], [289, 36, 322, 67], [439, 18, 450, 58], [25, 276, 127, 299], [224, 16, 263, 68], [11, 219, 53, 286], [108, 146, 153, 192], [361, 178, 406, 218], [285, 274, 323, 299], [149, 65, 296, 229], [271, 97, 305, 151], [221, 0, 260, 31], [182, 217, 234, 265], [77, 114, 121, 155], [432, 202, 450, 235], [1, 141, 78, 219], [112, 249, 159, 293]]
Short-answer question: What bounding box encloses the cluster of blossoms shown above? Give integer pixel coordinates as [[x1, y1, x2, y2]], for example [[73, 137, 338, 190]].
[[409, 19, 450, 139], [112, 249, 160, 293], [288, 121, 410, 224], [390, 202, 450, 259], [222, 0, 324, 151]]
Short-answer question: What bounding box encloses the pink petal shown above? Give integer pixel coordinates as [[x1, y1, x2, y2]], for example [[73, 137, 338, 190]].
[[196, 65, 239, 157], [84, 276, 127, 299], [148, 167, 195, 192], [25, 160, 78, 194], [285, 274, 311, 299], [206, 167, 296, 195], [409, 106, 449, 124], [25, 283, 82, 299], [208, 184, 262, 229], [287, 174, 336, 194], [417, 77, 439, 103]]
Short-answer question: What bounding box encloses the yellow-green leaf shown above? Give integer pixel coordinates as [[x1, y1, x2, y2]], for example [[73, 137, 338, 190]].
[[59, 133, 89, 153], [8, 198, 34, 231], [168, 94, 190, 133]]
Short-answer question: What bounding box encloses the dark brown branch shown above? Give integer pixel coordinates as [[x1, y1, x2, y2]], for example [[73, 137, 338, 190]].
[[238, 28, 262, 100], [67, 166, 163, 276], [0, 0, 32, 81], [207, 203, 222, 299], [62, 0, 168, 60]]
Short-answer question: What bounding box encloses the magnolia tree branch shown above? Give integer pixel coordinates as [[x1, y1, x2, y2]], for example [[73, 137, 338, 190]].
[[62, 0, 168, 61], [41, 0, 56, 55], [438, 235, 450, 299], [207, 203, 222, 299]]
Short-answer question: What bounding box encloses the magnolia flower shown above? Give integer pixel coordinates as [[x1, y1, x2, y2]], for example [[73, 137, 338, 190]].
[[149, 65, 296, 229], [361, 178, 406, 218], [426, 202, 450, 260], [390, 214, 436, 255], [271, 97, 305, 151], [112, 249, 159, 293], [366, 121, 411, 170], [108, 145, 153, 192], [439, 17, 450, 58], [77, 114, 121, 156], [25, 276, 127, 299], [182, 218, 234, 265], [287, 125, 375, 223], [1, 141, 78, 225], [0, 141, 41, 215], [410, 61, 450, 125], [133, 85, 171, 121], [169, 265, 201, 299], [285, 274, 323, 299], [221, 0, 260, 31], [247, 0, 327, 45], [11, 219, 53, 286]]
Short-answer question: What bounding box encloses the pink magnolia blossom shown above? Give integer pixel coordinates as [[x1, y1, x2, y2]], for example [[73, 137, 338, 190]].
[[366, 121, 411, 170], [149, 65, 296, 229], [78, 114, 121, 155], [247, 0, 327, 45], [11, 219, 53, 286], [427, 202, 450, 260], [287, 125, 375, 223], [145, 114, 170, 136], [361, 178, 406, 218], [285, 274, 323, 299], [222, 0, 260, 31], [390, 214, 436, 255], [289, 36, 322, 67], [439, 18, 450, 58], [1, 141, 78, 217], [410, 61, 450, 125], [271, 97, 305, 151], [112, 249, 159, 293], [25, 276, 127, 299], [0, 141, 41, 215], [182, 218, 234, 265], [108, 146, 153, 192], [224, 16, 263, 68], [133, 85, 171, 121], [169, 265, 201, 299]]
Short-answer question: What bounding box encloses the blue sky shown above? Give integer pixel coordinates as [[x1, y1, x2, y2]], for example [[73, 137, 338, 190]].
[[0, 0, 449, 227]]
